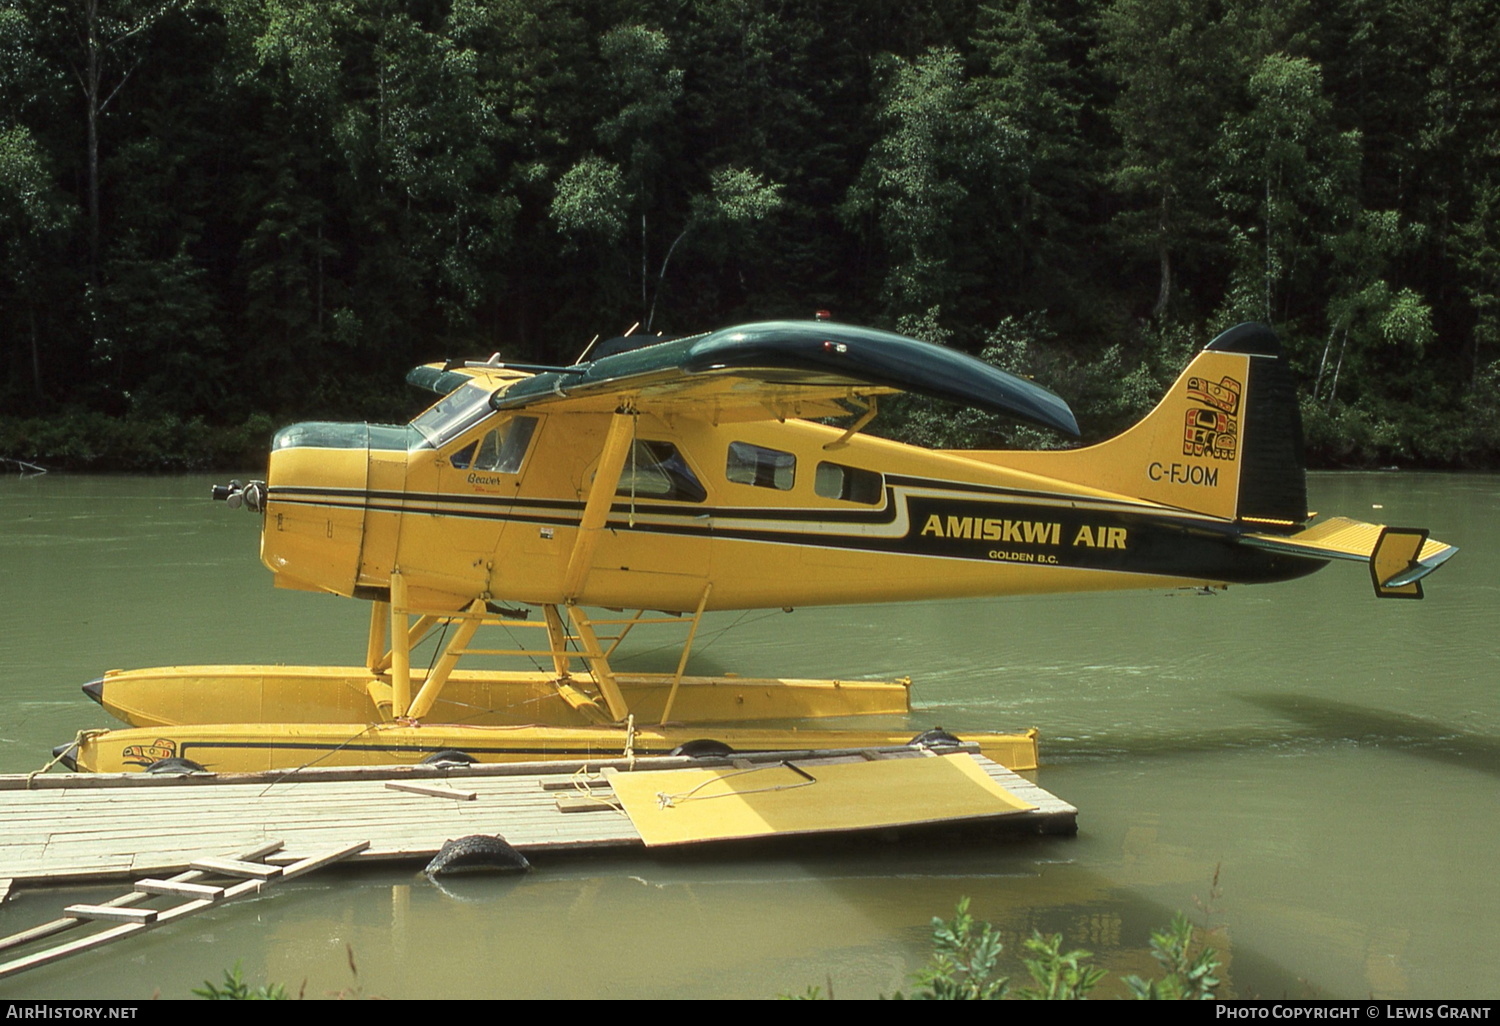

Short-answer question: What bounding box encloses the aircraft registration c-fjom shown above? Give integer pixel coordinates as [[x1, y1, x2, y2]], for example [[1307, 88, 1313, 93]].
[[245, 319, 1454, 614]]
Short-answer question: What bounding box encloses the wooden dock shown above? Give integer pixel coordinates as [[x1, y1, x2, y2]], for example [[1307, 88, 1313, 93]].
[[0, 746, 1077, 894]]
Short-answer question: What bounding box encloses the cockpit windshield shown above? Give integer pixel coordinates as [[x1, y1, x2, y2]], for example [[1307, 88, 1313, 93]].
[[410, 383, 495, 448]]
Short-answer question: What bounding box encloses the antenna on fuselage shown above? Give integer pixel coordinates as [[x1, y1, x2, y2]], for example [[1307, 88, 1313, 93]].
[[574, 322, 639, 365], [573, 334, 602, 366]]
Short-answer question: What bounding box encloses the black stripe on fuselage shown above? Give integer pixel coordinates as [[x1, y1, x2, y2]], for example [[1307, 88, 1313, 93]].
[[270, 471, 1179, 524]]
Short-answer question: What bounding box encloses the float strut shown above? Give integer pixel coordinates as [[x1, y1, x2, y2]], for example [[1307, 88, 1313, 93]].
[[406, 600, 485, 721], [366, 601, 389, 674], [659, 583, 712, 725], [390, 571, 412, 717]]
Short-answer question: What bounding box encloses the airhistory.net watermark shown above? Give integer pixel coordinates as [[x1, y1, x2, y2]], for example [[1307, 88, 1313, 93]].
[[4, 1007, 138, 1019]]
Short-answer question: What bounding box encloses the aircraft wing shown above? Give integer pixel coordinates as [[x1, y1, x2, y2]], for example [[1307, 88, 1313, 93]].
[[1239, 516, 1457, 598], [444, 321, 1080, 435]]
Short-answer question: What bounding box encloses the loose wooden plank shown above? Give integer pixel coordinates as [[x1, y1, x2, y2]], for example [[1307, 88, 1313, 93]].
[[280, 840, 371, 880], [383, 782, 477, 801], [0, 921, 146, 978], [539, 777, 611, 791], [63, 905, 157, 924], [133, 879, 225, 900], [554, 794, 622, 813], [188, 857, 282, 879]]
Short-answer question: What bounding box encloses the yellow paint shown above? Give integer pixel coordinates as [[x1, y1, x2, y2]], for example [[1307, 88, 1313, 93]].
[[956, 348, 1251, 521], [86, 663, 912, 729], [604, 753, 1036, 846]]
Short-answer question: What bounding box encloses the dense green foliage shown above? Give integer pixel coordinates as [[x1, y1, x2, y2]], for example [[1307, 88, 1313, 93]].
[[193, 961, 288, 999], [2, 0, 1496, 468], [788, 899, 1221, 999]]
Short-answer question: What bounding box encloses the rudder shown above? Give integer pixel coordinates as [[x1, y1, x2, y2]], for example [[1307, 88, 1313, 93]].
[[1209, 323, 1308, 526]]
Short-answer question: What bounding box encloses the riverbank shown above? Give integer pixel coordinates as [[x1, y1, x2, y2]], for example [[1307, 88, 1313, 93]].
[[0, 412, 276, 473], [5, 402, 1498, 474]]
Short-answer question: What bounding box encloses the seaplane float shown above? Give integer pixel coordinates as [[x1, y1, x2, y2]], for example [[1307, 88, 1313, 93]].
[[57, 319, 1455, 774]]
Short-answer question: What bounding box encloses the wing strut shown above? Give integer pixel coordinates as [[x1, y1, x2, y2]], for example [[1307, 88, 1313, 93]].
[[562, 410, 637, 601]]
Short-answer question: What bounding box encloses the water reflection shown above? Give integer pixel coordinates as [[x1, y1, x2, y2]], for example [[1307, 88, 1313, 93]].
[[1243, 694, 1500, 778]]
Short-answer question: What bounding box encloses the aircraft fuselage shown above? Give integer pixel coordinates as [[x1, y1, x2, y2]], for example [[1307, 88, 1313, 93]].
[[261, 408, 1321, 614]]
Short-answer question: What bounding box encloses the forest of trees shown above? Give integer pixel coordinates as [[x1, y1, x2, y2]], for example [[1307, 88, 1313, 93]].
[[1, 0, 1496, 469]]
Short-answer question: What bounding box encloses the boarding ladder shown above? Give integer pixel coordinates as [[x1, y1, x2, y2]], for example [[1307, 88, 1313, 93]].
[[0, 839, 368, 980]]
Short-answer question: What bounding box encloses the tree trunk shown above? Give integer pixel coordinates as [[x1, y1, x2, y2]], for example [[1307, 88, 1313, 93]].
[[1326, 327, 1349, 412], [85, 0, 102, 288], [1152, 189, 1172, 319], [29, 302, 45, 402], [1314, 324, 1336, 399], [1264, 177, 1273, 323]]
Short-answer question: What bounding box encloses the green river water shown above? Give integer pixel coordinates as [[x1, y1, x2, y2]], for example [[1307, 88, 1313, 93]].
[[0, 471, 1495, 999]]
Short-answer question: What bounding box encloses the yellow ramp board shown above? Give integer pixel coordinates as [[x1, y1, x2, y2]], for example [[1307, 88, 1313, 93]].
[[604, 753, 1037, 847]]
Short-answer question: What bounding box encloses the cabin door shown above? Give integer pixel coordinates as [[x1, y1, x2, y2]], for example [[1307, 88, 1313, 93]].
[[357, 432, 408, 595]]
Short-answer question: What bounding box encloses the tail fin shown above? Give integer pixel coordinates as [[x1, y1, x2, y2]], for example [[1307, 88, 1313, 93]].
[[968, 323, 1309, 525]]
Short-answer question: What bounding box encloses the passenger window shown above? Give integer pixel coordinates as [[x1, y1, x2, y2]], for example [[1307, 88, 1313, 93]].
[[449, 417, 538, 473], [617, 440, 707, 503], [726, 442, 795, 490], [815, 461, 883, 504]]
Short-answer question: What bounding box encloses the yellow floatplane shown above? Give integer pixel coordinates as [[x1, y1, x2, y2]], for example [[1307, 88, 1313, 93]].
[[60, 320, 1455, 773]]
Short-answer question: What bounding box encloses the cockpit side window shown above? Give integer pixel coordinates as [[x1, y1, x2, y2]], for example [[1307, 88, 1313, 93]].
[[617, 440, 706, 503], [449, 416, 539, 473]]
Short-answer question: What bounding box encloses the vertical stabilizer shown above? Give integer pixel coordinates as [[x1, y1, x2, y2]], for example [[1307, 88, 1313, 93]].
[[961, 323, 1309, 525]]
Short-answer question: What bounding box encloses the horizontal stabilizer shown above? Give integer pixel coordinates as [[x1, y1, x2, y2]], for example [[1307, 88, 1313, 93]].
[[1239, 517, 1456, 599]]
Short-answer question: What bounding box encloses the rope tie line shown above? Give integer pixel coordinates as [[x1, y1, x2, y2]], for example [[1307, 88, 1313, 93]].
[[655, 761, 817, 809], [29, 729, 105, 786], [569, 765, 623, 813]]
